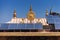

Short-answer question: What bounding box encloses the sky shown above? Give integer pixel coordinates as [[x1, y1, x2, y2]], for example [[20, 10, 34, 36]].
[[0, 0, 60, 23]]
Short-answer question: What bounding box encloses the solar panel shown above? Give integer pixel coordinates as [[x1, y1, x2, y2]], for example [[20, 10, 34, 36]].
[[34, 23, 42, 29], [46, 15, 60, 29], [50, 16, 60, 29], [48, 18, 54, 24], [18, 23, 43, 29], [8, 24, 17, 30], [0, 23, 43, 30], [18, 24, 26, 29], [0, 24, 9, 30], [55, 24, 60, 29], [26, 23, 34, 29]]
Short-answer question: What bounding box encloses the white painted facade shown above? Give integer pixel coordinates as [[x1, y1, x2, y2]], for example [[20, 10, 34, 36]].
[[7, 5, 48, 25], [7, 18, 48, 25]]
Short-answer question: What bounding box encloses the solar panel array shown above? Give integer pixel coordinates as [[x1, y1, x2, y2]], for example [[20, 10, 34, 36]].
[[0, 23, 43, 30], [46, 15, 60, 29], [46, 15, 54, 24]]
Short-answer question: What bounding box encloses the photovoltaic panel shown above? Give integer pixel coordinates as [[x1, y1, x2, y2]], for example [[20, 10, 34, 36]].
[[18, 24, 26, 29], [51, 16, 60, 29], [47, 15, 54, 24], [47, 15, 60, 29], [26, 23, 34, 29], [0, 24, 9, 30], [0, 23, 43, 30], [55, 24, 60, 29], [34, 23, 42, 29], [8, 24, 17, 30]]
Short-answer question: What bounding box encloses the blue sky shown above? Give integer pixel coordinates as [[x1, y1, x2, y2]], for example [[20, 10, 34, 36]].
[[0, 0, 60, 23]]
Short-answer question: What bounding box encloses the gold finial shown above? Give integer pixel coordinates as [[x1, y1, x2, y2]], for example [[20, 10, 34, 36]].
[[27, 10, 35, 20], [50, 7, 52, 14], [13, 9, 16, 18], [27, 5, 35, 22], [14, 9, 16, 13], [46, 9, 48, 16], [29, 5, 32, 11]]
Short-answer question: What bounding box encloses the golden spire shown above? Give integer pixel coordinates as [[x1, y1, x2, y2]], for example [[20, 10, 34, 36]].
[[14, 9, 16, 13], [27, 5, 35, 21], [13, 9, 17, 18], [46, 9, 48, 16], [29, 5, 32, 11], [50, 8, 52, 14]]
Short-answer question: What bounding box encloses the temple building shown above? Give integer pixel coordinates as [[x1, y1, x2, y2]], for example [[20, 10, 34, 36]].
[[0, 5, 60, 32], [7, 5, 48, 25], [0, 5, 60, 40]]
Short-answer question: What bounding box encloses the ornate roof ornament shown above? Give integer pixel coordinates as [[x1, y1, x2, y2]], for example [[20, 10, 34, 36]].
[[13, 9, 17, 18]]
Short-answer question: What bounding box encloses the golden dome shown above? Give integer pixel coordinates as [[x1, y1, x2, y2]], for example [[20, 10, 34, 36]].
[[27, 5, 35, 21]]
